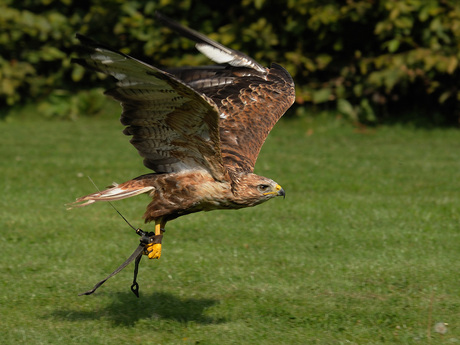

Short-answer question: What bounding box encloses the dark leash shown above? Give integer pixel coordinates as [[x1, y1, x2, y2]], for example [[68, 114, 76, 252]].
[[79, 229, 163, 298]]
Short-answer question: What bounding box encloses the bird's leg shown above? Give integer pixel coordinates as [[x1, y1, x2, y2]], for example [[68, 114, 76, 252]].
[[144, 219, 165, 259]]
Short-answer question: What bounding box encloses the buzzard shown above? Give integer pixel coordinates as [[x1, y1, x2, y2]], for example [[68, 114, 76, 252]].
[[72, 13, 295, 264]]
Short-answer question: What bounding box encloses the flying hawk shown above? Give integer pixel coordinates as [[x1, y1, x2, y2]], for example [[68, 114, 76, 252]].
[[72, 13, 295, 261]]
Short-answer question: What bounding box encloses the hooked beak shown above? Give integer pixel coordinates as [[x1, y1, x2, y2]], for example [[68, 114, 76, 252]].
[[264, 184, 285, 199], [277, 185, 286, 199]]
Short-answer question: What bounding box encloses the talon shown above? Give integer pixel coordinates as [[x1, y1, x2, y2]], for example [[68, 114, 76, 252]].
[[144, 233, 163, 259], [145, 243, 162, 259], [144, 220, 165, 260]]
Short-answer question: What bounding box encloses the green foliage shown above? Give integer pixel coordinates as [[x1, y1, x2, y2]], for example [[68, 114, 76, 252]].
[[280, 0, 460, 124], [2, 0, 460, 124]]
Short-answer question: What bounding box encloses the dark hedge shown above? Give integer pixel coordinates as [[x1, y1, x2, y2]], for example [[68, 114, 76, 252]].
[[2, 0, 460, 124]]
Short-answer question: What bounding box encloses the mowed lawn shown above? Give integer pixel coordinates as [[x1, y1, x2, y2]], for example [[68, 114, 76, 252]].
[[1, 114, 459, 344]]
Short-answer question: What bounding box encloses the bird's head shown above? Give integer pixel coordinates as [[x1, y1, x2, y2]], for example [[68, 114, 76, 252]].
[[232, 173, 285, 207]]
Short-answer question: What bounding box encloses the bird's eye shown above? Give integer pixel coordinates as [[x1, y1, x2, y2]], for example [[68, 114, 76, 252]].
[[257, 184, 270, 192]]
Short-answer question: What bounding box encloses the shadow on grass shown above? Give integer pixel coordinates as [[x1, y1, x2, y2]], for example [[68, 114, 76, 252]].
[[50, 291, 224, 326]]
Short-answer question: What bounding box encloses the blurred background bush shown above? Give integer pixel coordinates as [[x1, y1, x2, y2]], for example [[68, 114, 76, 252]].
[[2, 0, 460, 125]]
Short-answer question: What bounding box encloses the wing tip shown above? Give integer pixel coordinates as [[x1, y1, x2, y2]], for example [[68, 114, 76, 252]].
[[154, 12, 266, 73]]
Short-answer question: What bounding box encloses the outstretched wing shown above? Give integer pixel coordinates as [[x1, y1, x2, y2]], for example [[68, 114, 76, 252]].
[[215, 64, 295, 173], [75, 14, 295, 176], [73, 34, 226, 181], [156, 13, 295, 173]]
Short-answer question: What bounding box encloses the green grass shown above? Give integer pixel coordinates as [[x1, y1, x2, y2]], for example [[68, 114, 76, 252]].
[[1, 114, 459, 344]]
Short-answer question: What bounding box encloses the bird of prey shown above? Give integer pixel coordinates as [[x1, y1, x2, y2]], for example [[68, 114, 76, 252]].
[[71, 13, 295, 262]]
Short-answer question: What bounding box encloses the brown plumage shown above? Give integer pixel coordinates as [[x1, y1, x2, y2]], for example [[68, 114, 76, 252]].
[[71, 13, 295, 259]]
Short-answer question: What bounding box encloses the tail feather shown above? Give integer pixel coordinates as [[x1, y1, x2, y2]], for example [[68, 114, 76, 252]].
[[67, 183, 154, 209]]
